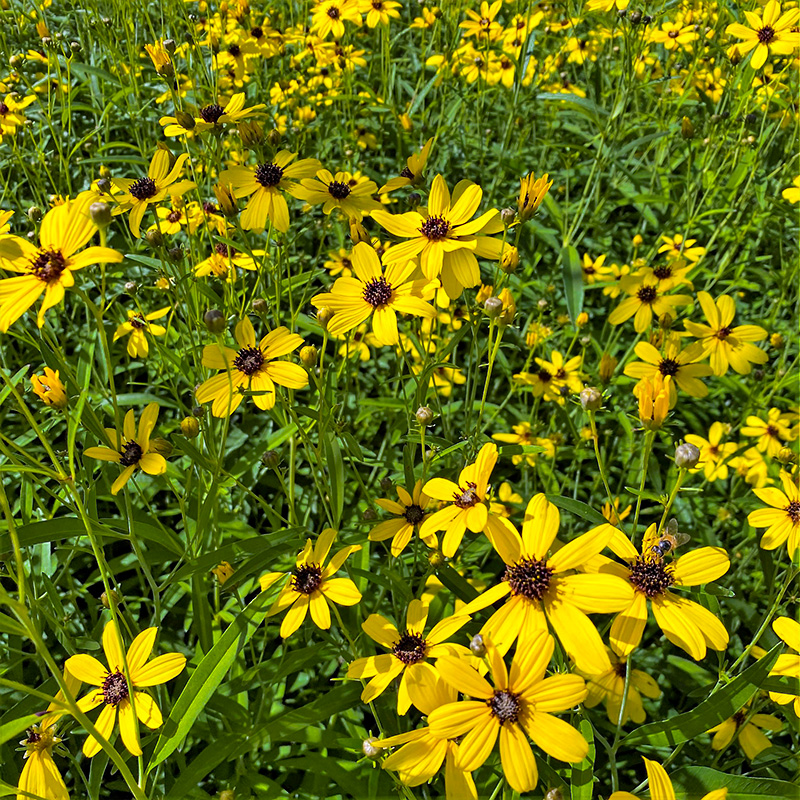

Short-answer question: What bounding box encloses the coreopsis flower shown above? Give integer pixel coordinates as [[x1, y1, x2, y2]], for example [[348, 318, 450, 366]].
[[372, 175, 506, 300], [582, 648, 661, 725], [380, 137, 434, 193], [658, 233, 706, 263], [66, 620, 185, 757], [730, 447, 769, 488], [113, 307, 170, 358], [517, 172, 553, 221], [783, 175, 800, 203], [194, 243, 261, 281], [0, 195, 122, 331], [112, 149, 195, 237], [218, 152, 321, 232], [17, 669, 80, 800], [259, 528, 362, 638], [428, 630, 589, 794], [708, 704, 782, 760], [455, 498, 634, 671], [624, 336, 712, 403], [685, 423, 737, 481], [420, 443, 518, 558], [369, 480, 436, 555], [747, 470, 800, 558], [212, 561, 234, 584], [725, 0, 800, 70], [359, 0, 402, 27], [610, 757, 727, 800], [586, 0, 629, 11], [84, 404, 168, 495], [489, 482, 523, 517], [30, 368, 67, 409], [311, 0, 362, 38], [581, 253, 613, 284], [346, 599, 470, 712], [608, 277, 693, 332], [588, 523, 730, 660], [460, 0, 504, 40], [295, 169, 382, 219], [144, 41, 173, 75], [767, 616, 800, 716], [602, 498, 632, 526], [534, 350, 583, 401], [159, 93, 265, 136], [374, 670, 476, 797], [636, 374, 672, 429], [310, 241, 436, 346], [633, 258, 693, 291], [0, 209, 12, 232], [741, 408, 792, 457], [196, 318, 308, 417], [649, 20, 698, 50], [492, 422, 549, 466], [0, 92, 36, 137], [683, 292, 768, 375]]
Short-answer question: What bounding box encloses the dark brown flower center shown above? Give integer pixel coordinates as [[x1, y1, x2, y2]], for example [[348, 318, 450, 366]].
[[215, 243, 237, 257], [757, 25, 775, 44], [584, 265, 596, 275], [362, 276, 393, 307], [119, 440, 144, 466], [30, 248, 67, 283], [537, 368, 552, 383], [292, 563, 322, 594], [251, 26, 264, 38], [658, 358, 680, 376], [327, 6, 340, 19], [199, 103, 225, 123], [229, 44, 241, 57], [26, 730, 42, 744], [420, 215, 451, 241], [233, 346, 265, 376], [452, 481, 479, 508], [628, 556, 675, 598], [0, 102, 8, 115], [327, 180, 351, 200], [786, 501, 800, 524], [129, 176, 158, 201], [167, 210, 182, 223], [129, 315, 147, 329], [613, 661, 627, 678], [391, 631, 427, 664], [102, 670, 129, 705], [255, 162, 284, 187], [733, 709, 747, 726], [716, 326, 732, 339], [653, 265, 672, 279], [487, 689, 521, 723], [637, 285, 658, 304], [404, 504, 425, 524], [766, 425, 780, 438], [400, 166, 414, 179], [504, 557, 554, 601], [668, 29, 680, 38]]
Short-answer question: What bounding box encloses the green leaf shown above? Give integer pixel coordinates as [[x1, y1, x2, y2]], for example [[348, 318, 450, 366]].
[[435, 564, 479, 604], [570, 717, 595, 799], [546, 495, 608, 528], [621, 643, 782, 749], [561, 244, 584, 323], [323, 433, 344, 528], [0, 714, 39, 745], [670, 766, 799, 799]]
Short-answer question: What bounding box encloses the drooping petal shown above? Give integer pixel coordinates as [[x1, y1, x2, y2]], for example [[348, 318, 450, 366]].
[[499, 723, 538, 794]]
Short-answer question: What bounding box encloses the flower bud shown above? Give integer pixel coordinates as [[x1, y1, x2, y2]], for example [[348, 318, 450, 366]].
[[145, 228, 163, 248], [778, 447, 796, 464], [500, 207, 516, 227], [469, 634, 486, 657], [428, 550, 444, 567], [30, 368, 67, 409], [316, 307, 334, 330], [150, 437, 173, 458], [212, 561, 234, 584], [219, 791, 235, 800], [484, 296, 503, 319], [124, 281, 138, 295], [96, 177, 112, 194], [204, 309, 226, 334], [213, 183, 238, 217], [362, 508, 377, 522], [501, 245, 519, 273], [629, 9, 642, 24], [27, 206, 43, 222], [300, 345, 318, 368], [380, 477, 393, 491], [729, 46, 741, 65], [267, 128, 282, 147], [580, 387, 602, 411], [168, 246, 183, 263], [407, 192, 421, 208], [252, 297, 268, 314], [681, 116, 694, 140], [262, 450, 280, 468], [400, 113, 413, 131], [599, 352, 617, 383], [632, 234, 643, 247], [545, 790, 564, 800], [174, 110, 196, 130], [180, 416, 200, 438], [416, 406, 434, 425], [675, 442, 701, 469], [192, 406, 204, 417], [770, 333, 784, 348], [659, 313, 673, 330], [163, 38, 176, 53], [362, 738, 382, 759], [89, 201, 112, 228], [239, 120, 264, 147], [349, 218, 370, 244], [576, 311, 589, 327], [100, 589, 120, 609]]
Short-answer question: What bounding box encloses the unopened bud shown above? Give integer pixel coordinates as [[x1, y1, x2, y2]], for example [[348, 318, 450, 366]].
[[239, 120, 264, 147], [362, 738, 382, 759], [629, 9, 642, 24], [501, 245, 519, 273], [89, 201, 111, 228], [659, 313, 673, 330], [175, 110, 196, 130], [753, 369, 764, 381], [362, 508, 377, 522], [416, 406, 434, 425], [252, 297, 268, 314], [163, 38, 176, 54], [770, 333, 784, 348], [316, 307, 334, 330], [484, 297, 503, 318], [150, 437, 173, 458], [300, 345, 318, 368], [469, 634, 486, 657], [778, 447, 796, 464], [537, 298, 548, 310], [675, 442, 701, 469], [500, 207, 516, 227], [204, 309, 226, 334], [181, 416, 200, 438], [729, 46, 741, 65], [407, 192, 421, 208], [267, 128, 281, 147], [192, 406, 204, 417], [213, 184, 238, 217], [580, 387, 602, 411], [96, 177, 112, 194], [145, 229, 163, 248], [124, 281, 138, 295], [100, 589, 120, 609], [27, 206, 43, 222], [219, 791, 235, 800], [380, 477, 393, 492], [262, 450, 280, 468], [544, 790, 564, 800], [428, 550, 444, 567], [681, 116, 694, 140], [576, 311, 589, 327], [168, 246, 183, 263]]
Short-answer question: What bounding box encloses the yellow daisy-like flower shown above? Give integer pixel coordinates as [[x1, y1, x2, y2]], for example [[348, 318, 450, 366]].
[[113, 306, 170, 358], [380, 137, 434, 193], [782, 175, 800, 204], [259, 528, 362, 638], [610, 757, 728, 800], [84, 403, 168, 495], [311, 0, 362, 39], [517, 171, 553, 222], [30, 367, 68, 409], [685, 422, 737, 482], [725, 0, 800, 70], [0, 194, 122, 331], [346, 599, 469, 712], [636, 374, 673, 429], [533, 350, 583, 403], [193, 243, 261, 282], [608, 278, 693, 332], [740, 408, 792, 458], [369, 480, 436, 555], [372, 174, 506, 300], [112, 149, 196, 238], [708, 703, 782, 760], [0, 92, 36, 137], [195, 318, 308, 417], [218, 151, 321, 232], [767, 616, 800, 717], [159, 92, 265, 136], [624, 336, 713, 403], [581, 253, 613, 284], [359, 0, 402, 28], [747, 470, 800, 558], [658, 233, 706, 263], [310, 241, 436, 346], [428, 630, 589, 794], [455, 499, 634, 672], [295, 168, 382, 219], [589, 524, 730, 660], [492, 422, 548, 467], [65, 620, 186, 757], [683, 291, 768, 376], [649, 20, 698, 50]]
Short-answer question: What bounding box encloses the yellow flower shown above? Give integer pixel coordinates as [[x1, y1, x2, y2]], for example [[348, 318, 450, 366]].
[[747, 470, 800, 558], [459, 0, 504, 40], [0, 194, 122, 331], [708, 704, 782, 760], [730, 447, 769, 488], [610, 757, 728, 800], [518, 172, 553, 222], [602, 498, 632, 526], [589, 523, 730, 660], [30, 367, 67, 409], [740, 408, 792, 457], [212, 561, 234, 584], [608, 278, 693, 332], [295, 168, 382, 219], [259, 528, 362, 638], [492, 422, 544, 466], [489, 481, 523, 517], [144, 41, 173, 75], [112, 149, 196, 238], [311, 0, 362, 39], [84, 404, 168, 495], [624, 336, 712, 403], [635, 374, 672, 430], [455, 499, 634, 671], [726, 0, 800, 71], [0, 92, 36, 137], [581, 252, 613, 284], [782, 175, 800, 204], [683, 292, 768, 376], [193, 243, 262, 282], [359, 0, 402, 28], [428, 631, 589, 794], [66, 621, 185, 757], [658, 233, 706, 263], [685, 422, 738, 481], [196, 318, 308, 417], [346, 599, 470, 712], [159, 93, 265, 136], [310, 241, 436, 346], [218, 151, 321, 232], [380, 137, 434, 193], [767, 616, 800, 717], [113, 306, 170, 358], [372, 174, 506, 301], [370, 480, 436, 555], [649, 20, 698, 50]]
